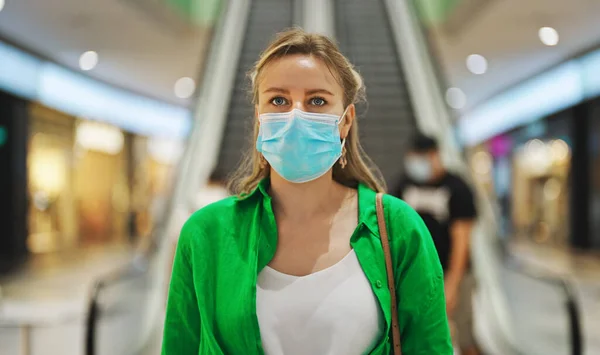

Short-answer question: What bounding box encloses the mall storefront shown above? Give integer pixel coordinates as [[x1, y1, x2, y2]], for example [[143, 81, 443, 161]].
[[467, 98, 600, 251], [458, 44, 600, 251], [26, 102, 182, 253], [0, 40, 190, 270]]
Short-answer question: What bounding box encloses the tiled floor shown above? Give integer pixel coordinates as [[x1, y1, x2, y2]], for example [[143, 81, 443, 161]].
[[0, 244, 134, 355], [0, 244, 133, 302]]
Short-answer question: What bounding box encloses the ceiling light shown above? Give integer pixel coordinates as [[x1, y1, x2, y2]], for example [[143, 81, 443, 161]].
[[539, 27, 559, 46], [466, 54, 488, 75], [0, 0, 5, 12], [79, 51, 98, 71], [445, 88, 467, 109], [174, 77, 196, 99]]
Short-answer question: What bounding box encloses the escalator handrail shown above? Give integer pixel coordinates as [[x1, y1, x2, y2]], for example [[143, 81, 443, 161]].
[[169, 0, 251, 212], [406, 0, 456, 122], [84, 262, 148, 355], [503, 251, 584, 355], [83, 0, 249, 353], [382, 0, 464, 172]]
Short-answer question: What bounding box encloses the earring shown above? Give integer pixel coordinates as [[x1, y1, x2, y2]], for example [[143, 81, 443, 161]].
[[340, 146, 347, 169]]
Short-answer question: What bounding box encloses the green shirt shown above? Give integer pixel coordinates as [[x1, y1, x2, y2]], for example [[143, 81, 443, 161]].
[[162, 179, 452, 355]]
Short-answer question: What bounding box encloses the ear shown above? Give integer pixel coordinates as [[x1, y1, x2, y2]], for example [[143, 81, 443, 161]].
[[339, 104, 355, 140]]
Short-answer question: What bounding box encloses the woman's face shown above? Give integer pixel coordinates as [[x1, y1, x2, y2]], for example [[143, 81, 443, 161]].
[[256, 54, 355, 139]]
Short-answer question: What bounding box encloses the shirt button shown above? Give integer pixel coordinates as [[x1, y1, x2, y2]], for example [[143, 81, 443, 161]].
[[375, 280, 383, 288]]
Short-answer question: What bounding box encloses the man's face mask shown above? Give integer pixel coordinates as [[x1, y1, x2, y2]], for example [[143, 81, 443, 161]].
[[404, 155, 433, 183]]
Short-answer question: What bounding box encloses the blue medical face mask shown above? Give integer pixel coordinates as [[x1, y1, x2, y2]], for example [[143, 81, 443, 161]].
[[404, 156, 433, 183], [256, 108, 348, 183]]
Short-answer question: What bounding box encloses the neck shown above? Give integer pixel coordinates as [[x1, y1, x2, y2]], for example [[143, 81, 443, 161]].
[[432, 165, 447, 181], [269, 171, 345, 220]]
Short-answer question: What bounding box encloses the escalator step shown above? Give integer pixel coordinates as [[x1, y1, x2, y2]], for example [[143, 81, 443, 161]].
[[335, 0, 417, 186]]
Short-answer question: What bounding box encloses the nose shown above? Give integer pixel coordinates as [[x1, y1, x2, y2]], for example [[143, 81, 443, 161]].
[[292, 100, 306, 112]]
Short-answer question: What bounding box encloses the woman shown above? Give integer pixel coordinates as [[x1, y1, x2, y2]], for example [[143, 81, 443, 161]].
[[162, 28, 452, 355]]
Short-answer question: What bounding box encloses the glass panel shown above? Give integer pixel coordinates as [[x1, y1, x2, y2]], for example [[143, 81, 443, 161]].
[[94, 263, 164, 355], [485, 112, 573, 248]]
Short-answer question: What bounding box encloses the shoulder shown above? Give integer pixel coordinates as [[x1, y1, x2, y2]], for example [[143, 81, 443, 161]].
[[381, 194, 440, 266], [178, 195, 255, 247], [444, 173, 472, 192], [382, 193, 424, 233], [186, 196, 239, 227]]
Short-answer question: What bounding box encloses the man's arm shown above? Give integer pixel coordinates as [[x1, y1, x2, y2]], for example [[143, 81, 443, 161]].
[[445, 219, 474, 312], [445, 178, 477, 314]]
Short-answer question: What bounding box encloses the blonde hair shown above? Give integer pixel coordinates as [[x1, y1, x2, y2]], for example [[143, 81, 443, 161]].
[[228, 28, 386, 195]]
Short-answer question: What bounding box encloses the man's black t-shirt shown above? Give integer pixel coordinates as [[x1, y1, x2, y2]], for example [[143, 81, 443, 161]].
[[392, 173, 476, 271]]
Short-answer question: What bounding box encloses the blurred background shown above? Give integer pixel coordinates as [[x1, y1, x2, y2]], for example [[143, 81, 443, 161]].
[[0, 0, 599, 354]]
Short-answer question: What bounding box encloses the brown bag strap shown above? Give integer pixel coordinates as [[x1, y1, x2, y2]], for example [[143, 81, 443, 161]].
[[376, 193, 402, 355]]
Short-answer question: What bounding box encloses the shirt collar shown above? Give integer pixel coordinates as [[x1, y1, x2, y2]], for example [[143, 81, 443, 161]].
[[241, 178, 379, 237], [357, 182, 379, 236], [237, 178, 271, 201]]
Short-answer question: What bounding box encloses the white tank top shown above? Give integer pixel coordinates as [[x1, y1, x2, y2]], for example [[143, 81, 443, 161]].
[[256, 250, 383, 355]]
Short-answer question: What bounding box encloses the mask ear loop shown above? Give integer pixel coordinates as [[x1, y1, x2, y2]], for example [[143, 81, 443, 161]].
[[338, 105, 351, 147], [338, 106, 350, 168], [256, 110, 269, 169]]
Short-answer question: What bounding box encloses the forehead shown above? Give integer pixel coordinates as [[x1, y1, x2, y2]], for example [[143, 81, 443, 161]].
[[258, 54, 342, 93]]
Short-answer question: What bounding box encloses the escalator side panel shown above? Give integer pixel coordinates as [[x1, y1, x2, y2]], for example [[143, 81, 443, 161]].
[[214, 0, 295, 179], [335, 0, 418, 188]]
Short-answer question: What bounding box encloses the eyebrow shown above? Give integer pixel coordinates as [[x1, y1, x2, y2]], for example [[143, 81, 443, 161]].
[[262, 87, 335, 96], [306, 89, 335, 96], [263, 87, 289, 94]]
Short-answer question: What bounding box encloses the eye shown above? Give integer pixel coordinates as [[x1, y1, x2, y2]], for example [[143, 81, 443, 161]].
[[270, 96, 288, 106], [310, 97, 327, 106]]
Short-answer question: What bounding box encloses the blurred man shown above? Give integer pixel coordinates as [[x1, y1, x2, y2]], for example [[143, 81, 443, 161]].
[[392, 134, 479, 355]]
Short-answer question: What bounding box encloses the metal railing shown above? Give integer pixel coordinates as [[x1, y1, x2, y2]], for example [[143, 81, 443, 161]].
[[84, 261, 149, 355], [501, 250, 584, 355]]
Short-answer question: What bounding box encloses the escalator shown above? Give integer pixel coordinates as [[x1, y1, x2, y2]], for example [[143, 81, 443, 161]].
[[214, 0, 297, 178], [334, 0, 418, 187]]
